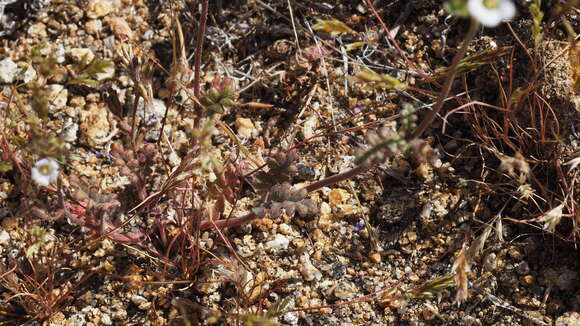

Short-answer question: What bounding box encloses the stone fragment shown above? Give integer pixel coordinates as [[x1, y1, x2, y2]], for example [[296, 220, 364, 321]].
[[0, 57, 18, 83], [265, 234, 290, 250]]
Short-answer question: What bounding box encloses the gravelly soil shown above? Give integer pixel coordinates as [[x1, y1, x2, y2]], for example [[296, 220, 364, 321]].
[[0, 0, 579, 325]]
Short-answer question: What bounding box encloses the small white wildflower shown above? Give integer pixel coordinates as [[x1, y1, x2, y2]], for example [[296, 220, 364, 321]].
[[31, 158, 60, 187], [468, 0, 516, 27]]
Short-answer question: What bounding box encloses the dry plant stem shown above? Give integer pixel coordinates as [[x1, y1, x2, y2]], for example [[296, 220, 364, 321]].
[[199, 165, 372, 231], [192, 0, 209, 128], [408, 19, 479, 141]]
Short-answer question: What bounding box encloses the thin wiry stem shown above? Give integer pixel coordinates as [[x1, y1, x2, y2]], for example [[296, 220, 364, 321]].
[[408, 19, 479, 141], [193, 0, 209, 128]]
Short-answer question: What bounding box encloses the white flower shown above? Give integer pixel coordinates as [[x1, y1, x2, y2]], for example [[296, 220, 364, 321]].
[[31, 158, 60, 187], [468, 0, 516, 27]]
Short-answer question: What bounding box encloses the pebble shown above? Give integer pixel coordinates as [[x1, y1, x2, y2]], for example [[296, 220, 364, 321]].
[[329, 188, 349, 206], [47, 84, 68, 109], [235, 117, 257, 139], [406, 231, 417, 243], [87, 0, 113, 18], [69, 48, 95, 63], [415, 163, 433, 182], [265, 234, 290, 250], [300, 253, 322, 281], [369, 252, 381, 263], [79, 103, 117, 147], [131, 294, 151, 310], [20, 64, 37, 83], [483, 253, 498, 272], [100, 314, 112, 326], [85, 20, 103, 35], [28, 22, 48, 39], [0, 229, 9, 245], [555, 312, 580, 326], [0, 57, 18, 83], [333, 281, 356, 300]]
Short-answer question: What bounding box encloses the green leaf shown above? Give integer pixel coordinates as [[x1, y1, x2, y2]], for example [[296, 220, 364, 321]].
[[313, 18, 354, 37]]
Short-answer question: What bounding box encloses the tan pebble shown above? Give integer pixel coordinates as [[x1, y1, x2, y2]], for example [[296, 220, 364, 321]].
[[85, 19, 103, 34], [28, 23, 47, 38], [1, 216, 18, 230], [522, 275, 535, 285], [87, 0, 113, 18], [105, 16, 133, 40], [317, 214, 333, 232], [311, 250, 322, 261], [406, 231, 417, 243], [416, 163, 433, 182], [69, 48, 95, 63], [311, 228, 324, 241], [253, 218, 273, 232], [338, 204, 358, 216], [369, 252, 381, 263], [296, 295, 309, 306], [329, 188, 349, 206], [320, 202, 331, 216], [333, 281, 356, 300], [235, 117, 256, 139]]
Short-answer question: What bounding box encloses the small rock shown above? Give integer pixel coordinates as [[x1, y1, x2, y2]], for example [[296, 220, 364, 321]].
[[333, 281, 356, 300], [0, 229, 9, 244], [47, 84, 68, 109], [282, 311, 299, 325], [28, 23, 48, 39], [302, 114, 318, 139], [265, 234, 290, 250], [320, 202, 331, 216], [62, 118, 79, 142], [105, 16, 133, 40], [69, 48, 95, 63], [100, 314, 112, 326], [329, 188, 349, 206], [138, 98, 166, 126], [235, 117, 257, 139], [111, 309, 127, 320], [131, 294, 151, 310], [415, 163, 433, 182], [20, 65, 37, 83], [300, 253, 322, 281], [555, 312, 580, 326], [406, 231, 418, 243], [79, 103, 117, 147], [67, 313, 86, 326], [278, 223, 292, 235], [85, 19, 103, 34], [0, 57, 18, 83], [55, 44, 66, 63], [369, 252, 381, 263], [483, 253, 498, 272], [87, 0, 113, 18]]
